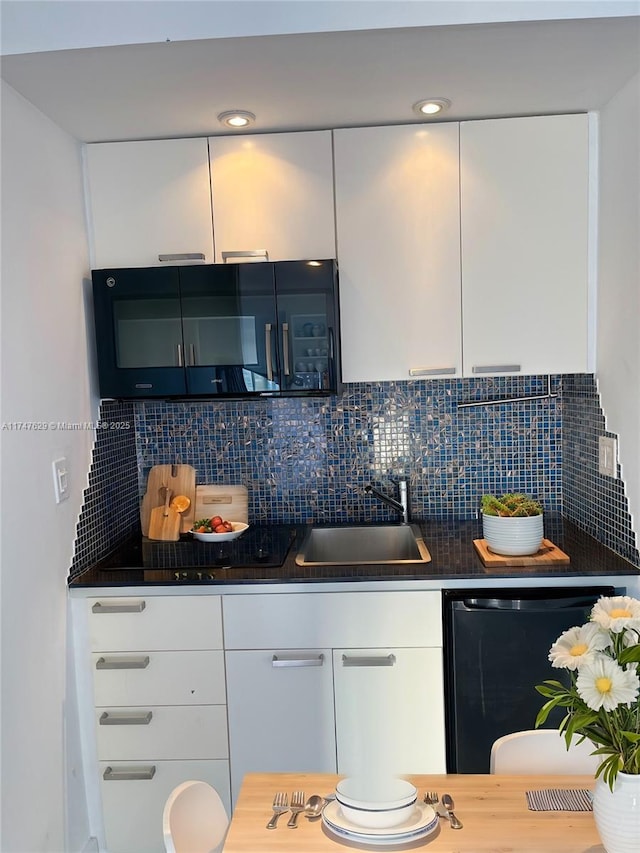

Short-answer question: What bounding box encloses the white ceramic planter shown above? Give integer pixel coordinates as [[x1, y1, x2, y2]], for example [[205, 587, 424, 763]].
[[592, 772, 640, 853], [482, 512, 544, 556]]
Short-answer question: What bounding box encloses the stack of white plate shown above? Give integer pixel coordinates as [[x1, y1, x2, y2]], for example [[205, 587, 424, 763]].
[[324, 777, 438, 847]]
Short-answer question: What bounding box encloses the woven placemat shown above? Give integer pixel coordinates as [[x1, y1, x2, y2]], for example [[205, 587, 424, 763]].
[[526, 789, 593, 811]]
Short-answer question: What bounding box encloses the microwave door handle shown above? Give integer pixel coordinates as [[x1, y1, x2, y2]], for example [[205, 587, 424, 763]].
[[265, 323, 273, 381], [282, 322, 290, 376]]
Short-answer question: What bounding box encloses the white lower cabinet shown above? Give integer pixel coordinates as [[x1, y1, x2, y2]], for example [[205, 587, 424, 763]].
[[333, 647, 446, 776], [86, 595, 230, 853], [223, 591, 444, 805], [225, 648, 336, 803], [99, 759, 228, 853]]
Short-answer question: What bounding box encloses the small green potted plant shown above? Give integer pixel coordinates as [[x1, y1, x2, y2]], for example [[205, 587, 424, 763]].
[[480, 492, 544, 556]]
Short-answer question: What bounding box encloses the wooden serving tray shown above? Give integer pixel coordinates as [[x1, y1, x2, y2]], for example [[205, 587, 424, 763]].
[[473, 538, 570, 567]]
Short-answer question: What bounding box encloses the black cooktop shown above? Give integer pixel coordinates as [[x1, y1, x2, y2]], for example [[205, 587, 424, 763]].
[[95, 524, 295, 572]]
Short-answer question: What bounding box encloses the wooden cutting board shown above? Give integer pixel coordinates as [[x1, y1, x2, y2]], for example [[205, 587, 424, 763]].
[[140, 464, 196, 535], [473, 538, 570, 567], [194, 485, 249, 525], [147, 486, 181, 541]]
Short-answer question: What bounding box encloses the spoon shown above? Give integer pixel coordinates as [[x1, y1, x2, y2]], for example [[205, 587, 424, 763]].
[[304, 795, 325, 819], [441, 793, 463, 829]]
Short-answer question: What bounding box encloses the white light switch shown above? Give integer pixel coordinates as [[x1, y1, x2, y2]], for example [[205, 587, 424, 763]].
[[598, 436, 617, 478], [52, 457, 70, 503]]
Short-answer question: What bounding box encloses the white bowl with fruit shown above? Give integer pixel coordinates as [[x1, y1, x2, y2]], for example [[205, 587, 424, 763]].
[[190, 516, 249, 542]]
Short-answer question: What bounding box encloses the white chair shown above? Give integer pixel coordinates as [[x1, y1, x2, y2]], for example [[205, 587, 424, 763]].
[[490, 729, 599, 775], [163, 780, 229, 853]]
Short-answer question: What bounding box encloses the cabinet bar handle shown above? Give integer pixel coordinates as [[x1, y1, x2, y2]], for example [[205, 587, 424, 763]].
[[342, 654, 396, 667], [99, 711, 152, 726], [472, 364, 521, 374], [189, 343, 196, 366], [158, 253, 205, 262], [92, 601, 146, 614], [282, 322, 290, 376], [221, 250, 269, 263], [265, 324, 273, 381], [177, 343, 184, 367], [96, 656, 150, 670], [272, 653, 324, 667], [103, 765, 156, 781], [409, 366, 456, 377]]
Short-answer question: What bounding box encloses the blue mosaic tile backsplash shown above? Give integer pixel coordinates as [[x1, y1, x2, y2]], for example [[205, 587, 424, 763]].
[[69, 374, 639, 578], [70, 399, 138, 576], [135, 375, 563, 523], [562, 375, 639, 565]]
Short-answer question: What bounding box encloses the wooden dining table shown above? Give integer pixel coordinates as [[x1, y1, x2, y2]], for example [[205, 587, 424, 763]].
[[222, 772, 605, 852]]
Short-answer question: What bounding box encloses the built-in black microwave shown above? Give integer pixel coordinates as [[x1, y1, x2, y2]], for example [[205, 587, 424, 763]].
[[91, 260, 342, 399]]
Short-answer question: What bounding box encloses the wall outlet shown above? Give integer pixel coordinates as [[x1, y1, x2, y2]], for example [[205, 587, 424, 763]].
[[52, 457, 70, 503], [598, 436, 617, 478]]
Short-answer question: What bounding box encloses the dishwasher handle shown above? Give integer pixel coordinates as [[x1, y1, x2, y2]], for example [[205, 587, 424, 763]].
[[455, 594, 609, 612]]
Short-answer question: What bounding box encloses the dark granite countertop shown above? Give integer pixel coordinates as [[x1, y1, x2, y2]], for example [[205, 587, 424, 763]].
[[68, 515, 638, 589]]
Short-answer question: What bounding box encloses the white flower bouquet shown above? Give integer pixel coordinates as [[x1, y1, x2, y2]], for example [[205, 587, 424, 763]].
[[535, 595, 640, 788]]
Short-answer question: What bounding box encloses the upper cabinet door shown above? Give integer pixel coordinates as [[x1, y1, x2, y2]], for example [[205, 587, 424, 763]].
[[460, 114, 590, 376], [333, 124, 462, 383], [208, 131, 336, 263], [86, 138, 214, 269]]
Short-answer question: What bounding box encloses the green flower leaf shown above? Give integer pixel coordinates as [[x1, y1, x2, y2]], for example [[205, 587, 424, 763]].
[[620, 730, 640, 744], [618, 645, 640, 665]]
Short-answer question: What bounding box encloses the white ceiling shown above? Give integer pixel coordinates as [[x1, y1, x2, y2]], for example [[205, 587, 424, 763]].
[[1, 14, 639, 143]]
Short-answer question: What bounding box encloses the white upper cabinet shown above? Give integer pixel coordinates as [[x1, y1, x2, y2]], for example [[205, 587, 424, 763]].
[[334, 123, 462, 382], [86, 138, 214, 268], [208, 130, 336, 263], [460, 114, 590, 376]]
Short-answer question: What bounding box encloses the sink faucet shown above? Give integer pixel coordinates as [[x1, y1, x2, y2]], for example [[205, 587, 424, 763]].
[[364, 478, 410, 524]]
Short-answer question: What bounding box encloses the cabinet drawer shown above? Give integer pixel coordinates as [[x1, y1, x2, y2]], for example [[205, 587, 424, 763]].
[[100, 758, 230, 853], [225, 648, 336, 804], [96, 705, 228, 760], [333, 647, 446, 775], [87, 595, 222, 651], [92, 650, 226, 706], [224, 591, 442, 649]]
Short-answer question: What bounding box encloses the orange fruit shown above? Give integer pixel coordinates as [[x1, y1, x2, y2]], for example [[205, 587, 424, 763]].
[[170, 494, 191, 513]]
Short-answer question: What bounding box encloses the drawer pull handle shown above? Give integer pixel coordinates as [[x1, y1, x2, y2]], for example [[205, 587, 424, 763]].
[[103, 765, 156, 781], [222, 250, 269, 263], [342, 654, 396, 668], [92, 601, 146, 614], [158, 253, 205, 263], [472, 364, 521, 374], [99, 711, 152, 726], [272, 654, 324, 668], [96, 656, 150, 670], [409, 366, 456, 377]]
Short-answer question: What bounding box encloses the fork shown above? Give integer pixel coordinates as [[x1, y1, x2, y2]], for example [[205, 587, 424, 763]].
[[287, 790, 306, 828], [424, 791, 445, 820], [266, 792, 289, 830]]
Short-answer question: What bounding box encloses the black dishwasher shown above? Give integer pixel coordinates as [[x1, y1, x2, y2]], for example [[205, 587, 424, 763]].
[[443, 585, 618, 773]]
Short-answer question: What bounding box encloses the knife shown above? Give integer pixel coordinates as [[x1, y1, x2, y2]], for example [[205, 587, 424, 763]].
[[441, 793, 463, 829]]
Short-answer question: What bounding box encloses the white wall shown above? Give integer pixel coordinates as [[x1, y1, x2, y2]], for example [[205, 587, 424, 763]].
[[597, 72, 640, 537], [0, 81, 95, 852]]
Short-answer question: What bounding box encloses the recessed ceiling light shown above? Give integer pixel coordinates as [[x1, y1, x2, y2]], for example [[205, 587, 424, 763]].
[[217, 110, 256, 129], [412, 98, 452, 117]]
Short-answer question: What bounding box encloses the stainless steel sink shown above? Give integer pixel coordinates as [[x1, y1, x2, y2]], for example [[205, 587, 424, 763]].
[[295, 523, 431, 566]]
